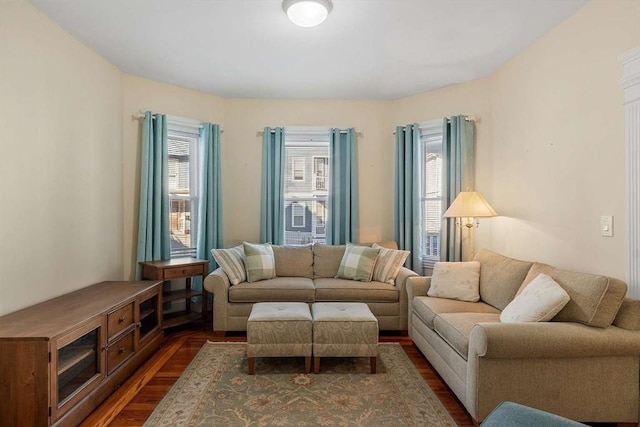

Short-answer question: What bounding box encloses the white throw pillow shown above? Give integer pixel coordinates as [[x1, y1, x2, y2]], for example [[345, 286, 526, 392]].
[[210, 246, 246, 285], [500, 273, 570, 322], [371, 243, 410, 284], [427, 261, 481, 302]]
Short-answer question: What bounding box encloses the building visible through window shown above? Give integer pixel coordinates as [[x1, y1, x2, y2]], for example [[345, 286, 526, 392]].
[[167, 123, 200, 257], [292, 157, 305, 181], [420, 121, 444, 269], [292, 203, 306, 227], [284, 129, 329, 245]]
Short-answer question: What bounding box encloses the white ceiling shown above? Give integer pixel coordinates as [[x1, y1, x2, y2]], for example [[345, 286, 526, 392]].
[[30, 0, 588, 99]]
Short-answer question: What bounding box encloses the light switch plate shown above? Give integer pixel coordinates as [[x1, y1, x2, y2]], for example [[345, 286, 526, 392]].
[[601, 215, 613, 237]]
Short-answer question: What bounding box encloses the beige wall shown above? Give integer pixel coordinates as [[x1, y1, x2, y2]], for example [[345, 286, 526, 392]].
[[2, 0, 637, 315], [222, 99, 393, 248], [121, 75, 226, 280], [485, 0, 639, 278], [121, 95, 393, 279], [0, 1, 123, 315], [391, 77, 493, 194], [392, 78, 493, 263], [389, 0, 638, 280]]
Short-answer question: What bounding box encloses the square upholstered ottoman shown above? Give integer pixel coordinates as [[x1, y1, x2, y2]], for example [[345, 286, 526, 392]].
[[311, 302, 378, 373], [246, 302, 313, 374]]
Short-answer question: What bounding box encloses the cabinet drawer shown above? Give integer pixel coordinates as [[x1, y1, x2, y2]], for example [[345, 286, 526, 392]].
[[107, 331, 134, 374], [107, 303, 134, 339], [163, 264, 203, 279]]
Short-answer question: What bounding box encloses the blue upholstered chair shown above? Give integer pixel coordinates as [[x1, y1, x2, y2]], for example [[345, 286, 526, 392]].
[[482, 402, 588, 427]]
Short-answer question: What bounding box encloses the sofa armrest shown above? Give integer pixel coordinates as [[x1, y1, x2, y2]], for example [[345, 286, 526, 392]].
[[406, 276, 431, 300], [394, 267, 418, 330], [469, 321, 640, 360], [467, 322, 640, 422], [203, 268, 231, 332], [405, 276, 431, 334]]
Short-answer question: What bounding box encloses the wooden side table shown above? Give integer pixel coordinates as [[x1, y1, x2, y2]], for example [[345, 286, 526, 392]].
[[139, 257, 209, 330]]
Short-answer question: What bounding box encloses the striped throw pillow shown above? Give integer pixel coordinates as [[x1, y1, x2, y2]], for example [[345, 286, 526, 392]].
[[243, 242, 276, 283], [335, 243, 380, 282], [372, 243, 410, 284], [210, 246, 246, 285]]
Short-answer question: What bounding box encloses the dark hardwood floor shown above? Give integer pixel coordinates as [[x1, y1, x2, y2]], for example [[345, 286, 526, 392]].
[[83, 327, 475, 426]]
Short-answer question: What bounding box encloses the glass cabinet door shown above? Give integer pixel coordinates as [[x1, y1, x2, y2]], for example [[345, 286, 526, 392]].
[[52, 318, 105, 420]]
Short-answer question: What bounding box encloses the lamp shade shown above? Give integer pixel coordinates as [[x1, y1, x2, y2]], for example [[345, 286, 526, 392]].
[[443, 191, 497, 218], [282, 0, 333, 27]]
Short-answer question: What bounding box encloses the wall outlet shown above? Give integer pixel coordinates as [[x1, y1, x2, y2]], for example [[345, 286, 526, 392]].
[[600, 215, 613, 237]]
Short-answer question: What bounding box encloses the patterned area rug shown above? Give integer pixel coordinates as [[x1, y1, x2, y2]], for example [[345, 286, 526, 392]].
[[144, 342, 456, 426]]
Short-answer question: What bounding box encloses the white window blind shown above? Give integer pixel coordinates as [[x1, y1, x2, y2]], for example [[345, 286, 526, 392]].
[[167, 118, 201, 258], [420, 120, 444, 269]]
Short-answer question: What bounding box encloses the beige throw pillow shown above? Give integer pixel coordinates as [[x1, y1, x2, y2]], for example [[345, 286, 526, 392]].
[[500, 273, 570, 322], [371, 243, 410, 284], [210, 245, 246, 285], [427, 261, 481, 302]]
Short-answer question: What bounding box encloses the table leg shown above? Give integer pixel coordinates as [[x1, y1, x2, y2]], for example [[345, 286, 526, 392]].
[[185, 276, 192, 314]]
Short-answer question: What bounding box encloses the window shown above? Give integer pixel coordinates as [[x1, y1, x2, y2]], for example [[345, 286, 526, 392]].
[[167, 120, 200, 257], [420, 120, 444, 269], [313, 156, 328, 190], [284, 128, 329, 245], [292, 203, 306, 227], [292, 157, 305, 181]]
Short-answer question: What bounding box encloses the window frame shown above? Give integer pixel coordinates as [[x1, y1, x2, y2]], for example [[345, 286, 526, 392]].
[[419, 119, 444, 270], [292, 157, 305, 181], [283, 127, 330, 246], [291, 203, 306, 228], [313, 156, 328, 190], [166, 118, 202, 258]]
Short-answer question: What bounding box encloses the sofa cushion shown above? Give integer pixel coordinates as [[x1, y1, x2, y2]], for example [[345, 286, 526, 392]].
[[500, 273, 570, 323], [243, 242, 276, 283], [520, 263, 627, 328], [228, 277, 315, 303], [474, 249, 532, 310], [371, 243, 410, 285], [613, 298, 640, 331], [313, 244, 346, 278], [336, 244, 380, 282], [272, 244, 314, 278], [210, 245, 246, 285], [314, 278, 398, 303], [428, 261, 481, 302], [433, 312, 501, 360], [411, 296, 500, 329]]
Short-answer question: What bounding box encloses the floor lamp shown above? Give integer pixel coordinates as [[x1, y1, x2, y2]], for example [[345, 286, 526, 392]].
[[442, 191, 498, 261]]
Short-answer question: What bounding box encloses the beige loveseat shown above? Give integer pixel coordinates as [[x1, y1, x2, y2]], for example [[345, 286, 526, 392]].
[[406, 249, 640, 424], [204, 243, 417, 333]]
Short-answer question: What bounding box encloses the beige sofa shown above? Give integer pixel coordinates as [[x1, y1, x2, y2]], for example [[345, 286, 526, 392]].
[[204, 243, 417, 333], [406, 249, 640, 424]]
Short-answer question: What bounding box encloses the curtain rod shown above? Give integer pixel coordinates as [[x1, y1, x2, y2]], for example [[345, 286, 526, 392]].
[[133, 111, 224, 133], [257, 130, 363, 137], [391, 116, 478, 135]]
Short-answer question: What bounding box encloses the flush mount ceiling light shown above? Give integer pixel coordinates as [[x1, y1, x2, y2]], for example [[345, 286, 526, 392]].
[[282, 0, 333, 28]]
